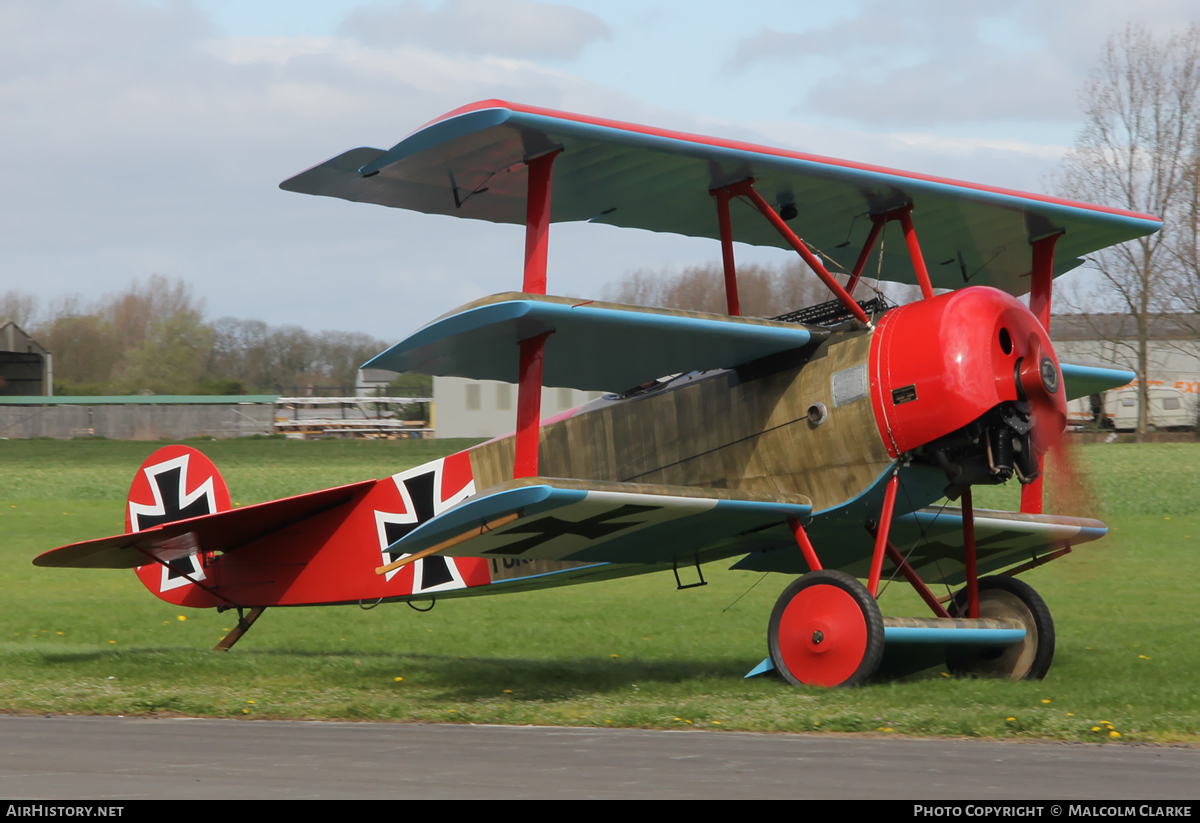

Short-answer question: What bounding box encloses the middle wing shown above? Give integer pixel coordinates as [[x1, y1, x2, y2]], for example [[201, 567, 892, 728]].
[[1059, 361, 1134, 399], [364, 292, 820, 392]]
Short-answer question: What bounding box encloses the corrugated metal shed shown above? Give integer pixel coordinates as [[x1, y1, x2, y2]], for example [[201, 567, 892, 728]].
[[0, 395, 279, 405], [1, 322, 51, 396]]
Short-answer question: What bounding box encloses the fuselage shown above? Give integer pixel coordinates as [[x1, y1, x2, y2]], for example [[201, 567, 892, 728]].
[[118, 286, 1065, 610], [469, 325, 891, 514], [469, 285, 1063, 521]]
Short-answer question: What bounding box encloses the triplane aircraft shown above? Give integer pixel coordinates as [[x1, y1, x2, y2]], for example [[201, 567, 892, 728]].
[[37, 101, 1153, 686]]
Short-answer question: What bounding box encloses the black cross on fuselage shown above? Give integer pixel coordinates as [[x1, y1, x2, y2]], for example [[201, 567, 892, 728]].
[[381, 471, 454, 589]]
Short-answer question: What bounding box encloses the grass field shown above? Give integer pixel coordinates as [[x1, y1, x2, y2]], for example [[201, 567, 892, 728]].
[[1, 438, 1197, 742]]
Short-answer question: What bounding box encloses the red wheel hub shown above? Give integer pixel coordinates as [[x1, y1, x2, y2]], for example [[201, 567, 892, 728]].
[[777, 584, 869, 686]]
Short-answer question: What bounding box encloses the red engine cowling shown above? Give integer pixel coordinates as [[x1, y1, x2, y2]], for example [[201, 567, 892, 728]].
[[868, 286, 1066, 466]]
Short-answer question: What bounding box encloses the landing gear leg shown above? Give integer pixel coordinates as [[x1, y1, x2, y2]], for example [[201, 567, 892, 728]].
[[213, 606, 266, 652]]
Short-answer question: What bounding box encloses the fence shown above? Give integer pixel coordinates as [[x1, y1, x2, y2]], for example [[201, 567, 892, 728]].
[[0, 400, 275, 440]]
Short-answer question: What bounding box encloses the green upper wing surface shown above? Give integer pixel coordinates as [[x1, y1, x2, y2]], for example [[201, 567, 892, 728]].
[[282, 100, 1162, 297]]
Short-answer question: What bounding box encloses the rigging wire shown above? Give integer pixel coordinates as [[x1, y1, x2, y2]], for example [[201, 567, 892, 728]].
[[722, 572, 770, 613], [876, 471, 956, 603], [805, 228, 890, 303]]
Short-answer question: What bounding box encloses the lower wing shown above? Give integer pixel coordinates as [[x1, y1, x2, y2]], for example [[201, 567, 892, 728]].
[[732, 506, 1105, 586]]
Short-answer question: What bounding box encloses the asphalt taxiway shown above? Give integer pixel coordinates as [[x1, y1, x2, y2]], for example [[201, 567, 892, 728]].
[[2, 716, 1196, 800]]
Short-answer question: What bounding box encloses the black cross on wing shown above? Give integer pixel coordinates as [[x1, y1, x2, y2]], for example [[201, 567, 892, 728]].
[[483, 504, 661, 556]]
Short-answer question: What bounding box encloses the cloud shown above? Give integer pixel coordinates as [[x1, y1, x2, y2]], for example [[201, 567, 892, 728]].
[[0, 0, 644, 337], [339, 0, 612, 60], [0, 0, 1096, 341], [723, 0, 1200, 127]]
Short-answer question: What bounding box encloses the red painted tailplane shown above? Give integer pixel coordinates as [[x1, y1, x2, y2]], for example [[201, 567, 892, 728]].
[[35, 446, 491, 610]]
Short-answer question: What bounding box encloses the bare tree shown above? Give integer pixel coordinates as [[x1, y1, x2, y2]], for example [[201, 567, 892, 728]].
[[1166, 133, 1200, 430], [602, 258, 919, 317], [0, 291, 38, 329], [1056, 24, 1200, 440]]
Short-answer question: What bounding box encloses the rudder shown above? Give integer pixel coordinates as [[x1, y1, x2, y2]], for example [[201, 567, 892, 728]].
[[126, 445, 231, 601]]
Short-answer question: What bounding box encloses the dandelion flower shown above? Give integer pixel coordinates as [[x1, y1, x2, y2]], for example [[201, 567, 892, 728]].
[[395, 677, 403, 682], [1110, 731, 1121, 738]]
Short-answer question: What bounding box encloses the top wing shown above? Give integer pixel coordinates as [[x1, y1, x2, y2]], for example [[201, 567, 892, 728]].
[[281, 99, 1162, 297]]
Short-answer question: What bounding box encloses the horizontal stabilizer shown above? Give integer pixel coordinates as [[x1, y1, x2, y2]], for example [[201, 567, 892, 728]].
[[732, 507, 1106, 586], [384, 477, 812, 567], [364, 293, 816, 392], [1059, 361, 1134, 400], [34, 481, 376, 569]]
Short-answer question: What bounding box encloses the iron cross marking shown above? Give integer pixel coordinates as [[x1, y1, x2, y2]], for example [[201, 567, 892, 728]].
[[484, 504, 661, 556], [381, 470, 454, 589], [135, 467, 214, 531]]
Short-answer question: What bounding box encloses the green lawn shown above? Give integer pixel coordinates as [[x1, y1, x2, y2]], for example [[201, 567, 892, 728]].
[[1, 438, 1197, 741]]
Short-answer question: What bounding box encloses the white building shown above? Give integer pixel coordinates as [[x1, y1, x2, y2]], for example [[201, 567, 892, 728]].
[[425, 313, 1199, 437], [433, 376, 604, 438], [1050, 313, 1199, 428]]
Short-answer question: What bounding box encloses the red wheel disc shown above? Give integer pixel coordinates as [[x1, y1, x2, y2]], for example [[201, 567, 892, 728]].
[[777, 584, 869, 686]]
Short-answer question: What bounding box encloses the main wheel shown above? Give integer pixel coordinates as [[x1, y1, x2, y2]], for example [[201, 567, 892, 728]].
[[947, 576, 1055, 681], [768, 570, 884, 687]]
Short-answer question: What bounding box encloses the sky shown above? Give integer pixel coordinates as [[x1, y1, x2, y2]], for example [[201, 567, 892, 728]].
[[3, 0, 1199, 340]]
